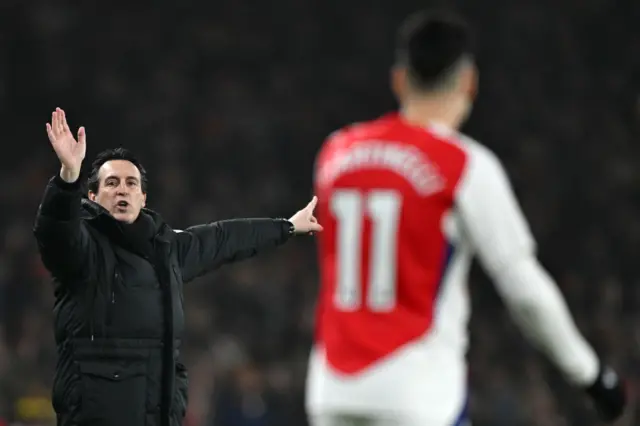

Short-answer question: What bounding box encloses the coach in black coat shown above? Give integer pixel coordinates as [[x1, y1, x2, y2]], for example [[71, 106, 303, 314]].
[[33, 108, 322, 426]]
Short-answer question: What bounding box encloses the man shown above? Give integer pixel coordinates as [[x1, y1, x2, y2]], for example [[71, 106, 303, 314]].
[[306, 10, 628, 426], [34, 108, 322, 426]]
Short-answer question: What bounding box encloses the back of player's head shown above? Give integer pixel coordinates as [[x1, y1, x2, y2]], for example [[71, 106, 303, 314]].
[[395, 10, 474, 92]]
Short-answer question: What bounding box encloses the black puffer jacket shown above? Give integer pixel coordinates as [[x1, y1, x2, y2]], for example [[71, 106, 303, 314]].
[[33, 175, 293, 426]]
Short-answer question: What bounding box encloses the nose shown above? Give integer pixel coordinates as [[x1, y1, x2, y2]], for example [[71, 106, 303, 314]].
[[116, 182, 128, 195]]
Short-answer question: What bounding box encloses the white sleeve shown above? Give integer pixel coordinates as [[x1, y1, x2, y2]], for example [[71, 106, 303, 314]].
[[455, 141, 598, 386]]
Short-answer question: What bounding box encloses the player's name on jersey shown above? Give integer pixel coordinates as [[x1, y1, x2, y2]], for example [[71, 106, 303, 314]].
[[317, 140, 445, 196]]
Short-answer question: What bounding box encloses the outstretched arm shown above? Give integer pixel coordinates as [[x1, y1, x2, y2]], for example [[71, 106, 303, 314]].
[[175, 197, 323, 282], [175, 218, 292, 282]]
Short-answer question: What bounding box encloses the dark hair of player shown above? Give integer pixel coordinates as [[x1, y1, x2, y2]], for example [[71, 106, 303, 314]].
[[395, 10, 474, 92]]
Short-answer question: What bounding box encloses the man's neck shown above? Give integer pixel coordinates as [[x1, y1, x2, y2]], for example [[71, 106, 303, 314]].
[[399, 95, 465, 130]]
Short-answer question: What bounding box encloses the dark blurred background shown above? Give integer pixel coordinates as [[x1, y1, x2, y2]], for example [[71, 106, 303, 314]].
[[0, 1, 639, 425]]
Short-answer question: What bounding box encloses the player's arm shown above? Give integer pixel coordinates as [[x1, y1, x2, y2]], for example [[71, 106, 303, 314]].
[[455, 143, 626, 421]]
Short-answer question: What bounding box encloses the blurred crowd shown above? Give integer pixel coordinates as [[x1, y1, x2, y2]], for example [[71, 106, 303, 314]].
[[0, 1, 638, 425]]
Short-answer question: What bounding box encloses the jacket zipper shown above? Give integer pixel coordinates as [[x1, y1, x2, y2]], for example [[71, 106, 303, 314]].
[[113, 271, 119, 304], [107, 271, 119, 328]]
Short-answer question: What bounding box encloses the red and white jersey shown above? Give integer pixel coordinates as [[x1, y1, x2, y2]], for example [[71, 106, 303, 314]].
[[306, 113, 536, 424]]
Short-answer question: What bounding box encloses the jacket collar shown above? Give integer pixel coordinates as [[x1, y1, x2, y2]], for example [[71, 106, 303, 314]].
[[80, 198, 170, 240]]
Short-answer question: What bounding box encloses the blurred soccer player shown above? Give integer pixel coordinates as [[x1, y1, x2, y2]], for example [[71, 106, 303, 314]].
[[307, 10, 628, 426]]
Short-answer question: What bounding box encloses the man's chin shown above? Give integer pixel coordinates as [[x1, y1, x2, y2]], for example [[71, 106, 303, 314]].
[[112, 211, 138, 224]]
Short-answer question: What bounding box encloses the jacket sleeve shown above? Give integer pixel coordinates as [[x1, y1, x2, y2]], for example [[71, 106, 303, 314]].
[[33, 175, 96, 282], [174, 218, 293, 282]]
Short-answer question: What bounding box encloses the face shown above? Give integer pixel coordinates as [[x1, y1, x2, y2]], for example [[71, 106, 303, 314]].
[[88, 160, 147, 223]]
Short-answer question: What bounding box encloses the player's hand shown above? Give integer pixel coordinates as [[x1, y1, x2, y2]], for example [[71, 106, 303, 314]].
[[46, 107, 86, 183], [289, 196, 323, 234], [584, 365, 629, 423]]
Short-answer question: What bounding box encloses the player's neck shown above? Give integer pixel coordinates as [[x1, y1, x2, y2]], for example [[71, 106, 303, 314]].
[[399, 96, 465, 130]]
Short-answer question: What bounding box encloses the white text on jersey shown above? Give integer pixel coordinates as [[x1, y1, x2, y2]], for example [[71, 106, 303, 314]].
[[317, 140, 445, 196]]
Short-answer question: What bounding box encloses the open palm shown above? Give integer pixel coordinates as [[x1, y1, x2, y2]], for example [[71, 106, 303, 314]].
[[46, 108, 86, 172]]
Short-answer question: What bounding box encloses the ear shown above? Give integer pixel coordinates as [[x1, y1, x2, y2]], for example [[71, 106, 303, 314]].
[[88, 191, 97, 201], [461, 62, 478, 101], [142, 193, 147, 208], [391, 65, 408, 103]]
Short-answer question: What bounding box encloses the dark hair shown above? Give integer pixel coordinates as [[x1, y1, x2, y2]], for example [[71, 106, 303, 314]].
[[395, 10, 474, 91], [87, 147, 148, 193]]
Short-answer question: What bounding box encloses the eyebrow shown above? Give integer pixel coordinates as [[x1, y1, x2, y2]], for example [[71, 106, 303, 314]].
[[105, 175, 140, 182]]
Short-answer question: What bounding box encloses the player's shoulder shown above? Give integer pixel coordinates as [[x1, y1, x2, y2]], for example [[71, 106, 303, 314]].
[[445, 132, 514, 200], [428, 124, 481, 156], [435, 127, 505, 178]]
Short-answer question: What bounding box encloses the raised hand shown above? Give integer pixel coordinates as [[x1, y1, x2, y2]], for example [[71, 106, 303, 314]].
[[289, 196, 323, 234], [46, 108, 86, 182]]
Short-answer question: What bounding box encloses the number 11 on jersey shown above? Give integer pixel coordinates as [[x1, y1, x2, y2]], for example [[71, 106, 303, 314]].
[[330, 190, 402, 312]]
